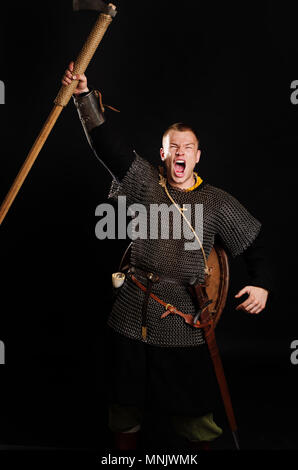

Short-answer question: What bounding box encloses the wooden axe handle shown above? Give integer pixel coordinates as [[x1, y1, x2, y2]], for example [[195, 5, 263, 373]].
[[55, 6, 115, 107], [0, 4, 116, 225], [0, 105, 63, 224]]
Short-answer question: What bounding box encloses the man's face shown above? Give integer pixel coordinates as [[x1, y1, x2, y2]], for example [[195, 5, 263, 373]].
[[160, 130, 201, 189]]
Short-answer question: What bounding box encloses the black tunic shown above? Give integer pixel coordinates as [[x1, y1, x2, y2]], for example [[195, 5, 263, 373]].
[[105, 326, 220, 417]]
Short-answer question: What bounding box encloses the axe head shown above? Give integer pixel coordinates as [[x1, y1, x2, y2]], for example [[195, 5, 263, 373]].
[[73, 0, 117, 16]]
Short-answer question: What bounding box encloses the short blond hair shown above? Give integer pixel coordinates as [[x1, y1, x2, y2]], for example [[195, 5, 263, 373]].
[[162, 122, 200, 147]]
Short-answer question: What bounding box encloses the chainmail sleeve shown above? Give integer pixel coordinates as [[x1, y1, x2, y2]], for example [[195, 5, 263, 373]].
[[214, 187, 262, 258], [108, 152, 158, 206]]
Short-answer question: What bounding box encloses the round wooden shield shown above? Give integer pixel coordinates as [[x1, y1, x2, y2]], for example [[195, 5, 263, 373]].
[[118, 242, 229, 327], [205, 244, 229, 327]]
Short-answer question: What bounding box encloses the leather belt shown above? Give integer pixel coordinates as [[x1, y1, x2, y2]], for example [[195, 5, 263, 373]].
[[128, 265, 191, 286], [127, 265, 190, 341], [128, 271, 213, 341]]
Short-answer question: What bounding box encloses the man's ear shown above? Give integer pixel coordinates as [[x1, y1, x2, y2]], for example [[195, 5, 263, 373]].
[[160, 147, 165, 161], [196, 149, 201, 164]]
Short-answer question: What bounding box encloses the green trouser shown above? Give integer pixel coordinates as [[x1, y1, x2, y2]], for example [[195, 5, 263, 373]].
[[108, 404, 223, 442]]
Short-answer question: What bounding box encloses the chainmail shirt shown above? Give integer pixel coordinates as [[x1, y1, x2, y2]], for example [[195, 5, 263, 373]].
[[107, 153, 261, 347]]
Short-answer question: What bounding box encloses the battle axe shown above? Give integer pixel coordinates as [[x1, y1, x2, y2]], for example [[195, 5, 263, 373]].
[[0, 0, 117, 225]]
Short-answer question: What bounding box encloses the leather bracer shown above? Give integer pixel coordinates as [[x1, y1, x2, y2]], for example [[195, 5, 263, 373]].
[[73, 89, 106, 134]]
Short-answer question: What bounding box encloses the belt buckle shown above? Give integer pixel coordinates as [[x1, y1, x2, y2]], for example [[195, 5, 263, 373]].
[[147, 272, 159, 282], [165, 303, 174, 311]]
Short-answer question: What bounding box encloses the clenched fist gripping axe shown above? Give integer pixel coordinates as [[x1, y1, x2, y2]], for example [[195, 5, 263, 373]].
[[0, 0, 117, 225]]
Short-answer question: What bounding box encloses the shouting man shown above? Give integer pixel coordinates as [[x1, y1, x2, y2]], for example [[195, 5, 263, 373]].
[[62, 62, 272, 450]]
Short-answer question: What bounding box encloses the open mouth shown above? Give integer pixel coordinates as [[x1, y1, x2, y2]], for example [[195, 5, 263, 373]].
[[174, 159, 186, 177]]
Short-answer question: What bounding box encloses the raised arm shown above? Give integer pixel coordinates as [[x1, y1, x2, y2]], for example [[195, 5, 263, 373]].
[[62, 61, 135, 181]]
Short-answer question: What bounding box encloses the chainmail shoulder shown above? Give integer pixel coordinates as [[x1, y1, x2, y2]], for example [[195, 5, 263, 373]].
[[108, 151, 158, 204], [202, 185, 262, 258], [106, 153, 262, 347]]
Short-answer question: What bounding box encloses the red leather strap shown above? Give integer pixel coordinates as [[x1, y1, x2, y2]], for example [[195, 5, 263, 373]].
[[130, 274, 213, 330]]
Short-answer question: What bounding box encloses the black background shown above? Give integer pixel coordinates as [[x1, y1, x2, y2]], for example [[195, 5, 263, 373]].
[[0, 0, 297, 464]]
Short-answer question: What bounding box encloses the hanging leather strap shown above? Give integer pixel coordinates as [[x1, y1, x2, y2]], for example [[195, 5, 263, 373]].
[[141, 274, 156, 340], [192, 282, 240, 448], [130, 274, 213, 332], [200, 309, 238, 434]]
